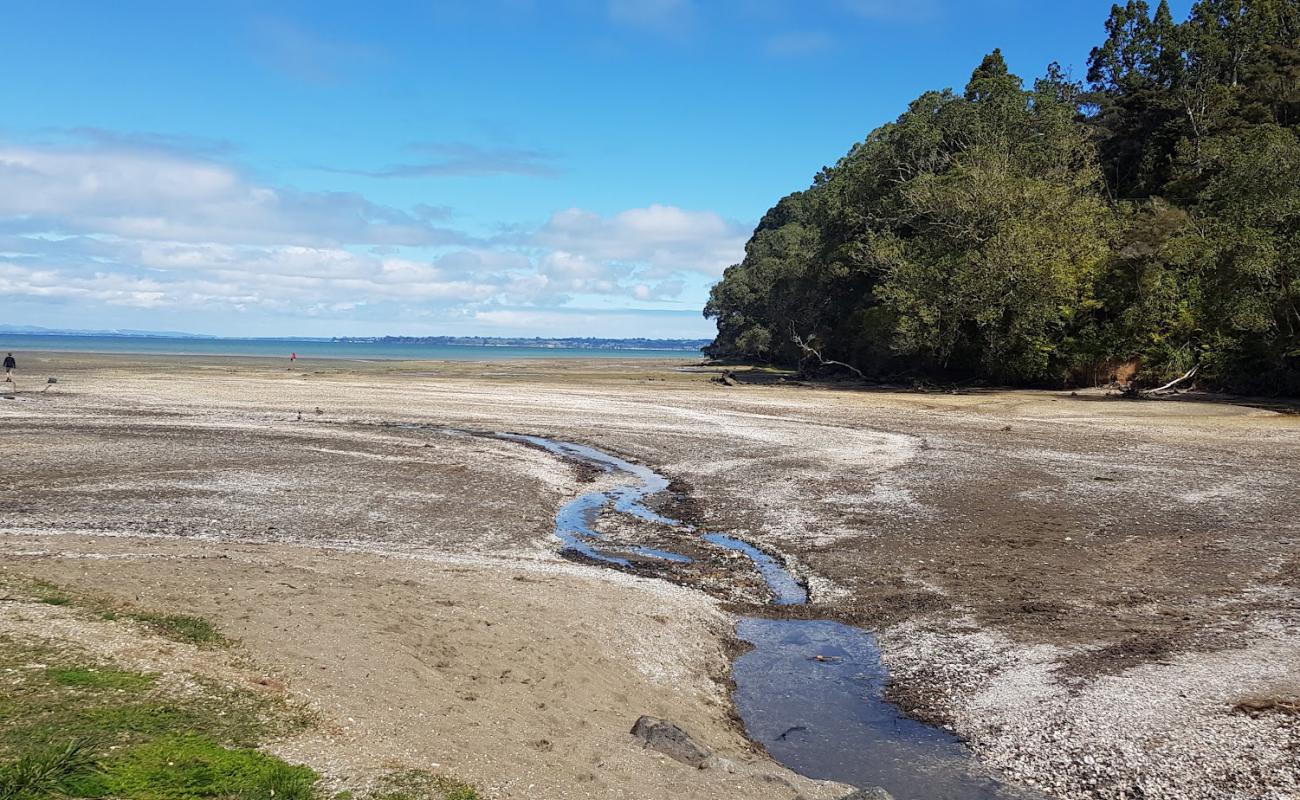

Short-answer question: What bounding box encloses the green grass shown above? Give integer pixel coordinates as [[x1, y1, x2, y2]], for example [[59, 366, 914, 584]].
[[0, 575, 230, 649], [0, 637, 282, 757], [124, 614, 227, 649], [367, 770, 480, 800], [0, 745, 479, 800], [0, 741, 98, 800], [0, 637, 315, 800], [0, 578, 481, 800], [46, 667, 159, 691], [0, 736, 320, 800], [92, 734, 320, 800]]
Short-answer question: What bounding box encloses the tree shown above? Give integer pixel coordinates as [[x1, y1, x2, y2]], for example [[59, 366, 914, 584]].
[[703, 1, 1300, 393], [1193, 124, 1300, 391], [1088, 1, 1159, 92], [873, 57, 1112, 382]]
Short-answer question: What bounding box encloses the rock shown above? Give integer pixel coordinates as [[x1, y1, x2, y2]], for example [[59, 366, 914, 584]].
[[630, 715, 712, 768], [840, 789, 895, 800]]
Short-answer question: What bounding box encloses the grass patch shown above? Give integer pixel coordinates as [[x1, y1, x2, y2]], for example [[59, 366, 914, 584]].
[[46, 667, 158, 691], [92, 734, 319, 800], [0, 575, 229, 649], [0, 636, 321, 799], [125, 614, 226, 649], [367, 770, 480, 800], [0, 637, 283, 758], [0, 736, 319, 800], [0, 582, 482, 800], [0, 740, 98, 800]]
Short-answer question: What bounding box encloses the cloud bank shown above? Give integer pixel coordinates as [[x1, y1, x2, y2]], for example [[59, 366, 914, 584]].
[[0, 137, 747, 334]]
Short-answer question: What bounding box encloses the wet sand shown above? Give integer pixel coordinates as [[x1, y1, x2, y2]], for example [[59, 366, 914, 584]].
[[1, 352, 1298, 799]]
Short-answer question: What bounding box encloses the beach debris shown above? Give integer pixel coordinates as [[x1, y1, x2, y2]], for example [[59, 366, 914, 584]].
[[630, 715, 712, 768], [809, 654, 843, 664], [792, 330, 866, 379], [1232, 695, 1300, 718], [1144, 365, 1199, 397]]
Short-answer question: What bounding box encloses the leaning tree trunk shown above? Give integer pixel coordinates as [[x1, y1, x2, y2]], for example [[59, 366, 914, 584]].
[[790, 330, 866, 380]]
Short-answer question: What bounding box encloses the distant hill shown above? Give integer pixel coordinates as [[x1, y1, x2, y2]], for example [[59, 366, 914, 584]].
[[0, 325, 213, 338], [335, 336, 709, 351], [0, 327, 708, 352]]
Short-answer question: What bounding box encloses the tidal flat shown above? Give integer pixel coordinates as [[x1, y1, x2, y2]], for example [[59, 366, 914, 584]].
[[1, 352, 1297, 799]]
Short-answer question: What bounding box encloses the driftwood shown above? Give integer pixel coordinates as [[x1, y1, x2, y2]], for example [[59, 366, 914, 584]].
[[1144, 365, 1199, 396], [791, 331, 865, 380]]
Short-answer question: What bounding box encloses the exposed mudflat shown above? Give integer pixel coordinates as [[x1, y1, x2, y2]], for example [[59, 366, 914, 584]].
[[2, 352, 1298, 799]]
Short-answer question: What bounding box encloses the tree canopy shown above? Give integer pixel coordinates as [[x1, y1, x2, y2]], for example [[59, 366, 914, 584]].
[[705, 0, 1300, 394]]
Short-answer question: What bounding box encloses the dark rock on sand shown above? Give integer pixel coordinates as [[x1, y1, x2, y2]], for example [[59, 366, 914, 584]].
[[631, 715, 712, 768]]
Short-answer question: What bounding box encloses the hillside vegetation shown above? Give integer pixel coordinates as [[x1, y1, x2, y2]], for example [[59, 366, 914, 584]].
[[705, 0, 1300, 394]]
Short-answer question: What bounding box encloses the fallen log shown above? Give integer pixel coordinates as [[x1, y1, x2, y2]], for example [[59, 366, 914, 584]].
[[1144, 365, 1198, 396]]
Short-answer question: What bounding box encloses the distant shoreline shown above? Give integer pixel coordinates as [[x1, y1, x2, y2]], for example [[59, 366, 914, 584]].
[[0, 333, 702, 361]]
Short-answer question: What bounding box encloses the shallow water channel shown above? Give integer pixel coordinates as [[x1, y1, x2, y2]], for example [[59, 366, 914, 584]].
[[445, 427, 1022, 798]]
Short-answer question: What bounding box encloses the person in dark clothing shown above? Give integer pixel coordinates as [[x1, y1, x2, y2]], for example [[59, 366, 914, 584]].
[[3, 353, 14, 382]]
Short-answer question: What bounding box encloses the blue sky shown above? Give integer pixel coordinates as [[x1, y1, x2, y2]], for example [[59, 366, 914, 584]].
[[0, 0, 1193, 338]]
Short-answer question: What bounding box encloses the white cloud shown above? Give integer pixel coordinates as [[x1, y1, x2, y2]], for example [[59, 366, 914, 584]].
[[0, 137, 746, 333], [539, 251, 621, 294], [0, 144, 460, 246], [471, 307, 713, 338], [536, 204, 747, 279]]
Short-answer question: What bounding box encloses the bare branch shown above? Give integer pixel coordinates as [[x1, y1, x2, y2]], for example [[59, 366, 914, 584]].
[[791, 330, 866, 380], [1145, 365, 1198, 396]]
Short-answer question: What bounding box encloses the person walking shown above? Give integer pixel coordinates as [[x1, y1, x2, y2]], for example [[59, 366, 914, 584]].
[[3, 353, 14, 382]]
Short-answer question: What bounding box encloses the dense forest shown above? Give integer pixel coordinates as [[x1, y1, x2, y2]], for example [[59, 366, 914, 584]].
[[705, 0, 1300, 394]]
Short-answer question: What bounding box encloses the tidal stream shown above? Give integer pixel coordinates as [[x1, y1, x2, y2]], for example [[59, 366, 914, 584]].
[[429, 426, 1023, 798]]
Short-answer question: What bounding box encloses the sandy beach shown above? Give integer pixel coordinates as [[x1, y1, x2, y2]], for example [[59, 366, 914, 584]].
[[2, 352, 1298, 799]]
